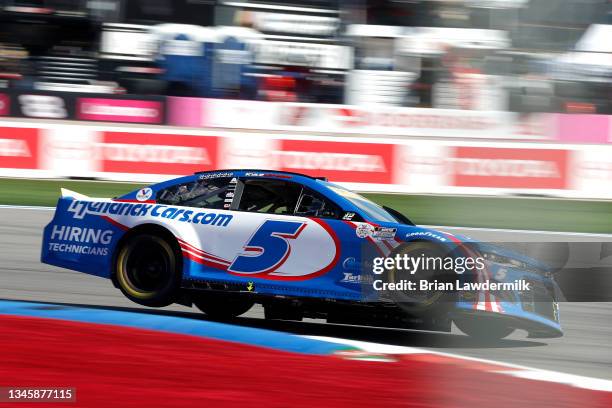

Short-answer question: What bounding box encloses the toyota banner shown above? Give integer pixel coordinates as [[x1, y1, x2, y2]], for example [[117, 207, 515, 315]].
[[0, 120, 610, 199]]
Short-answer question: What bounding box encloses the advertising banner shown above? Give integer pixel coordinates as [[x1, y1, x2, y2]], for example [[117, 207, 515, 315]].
[[450, 147, 569, 189], [0, 120, 606, 199], [5, 90, 167, 125], [10, 92, 73, 120], [167, 97, 612, 144], [100, 132, 218, 175], [554, 113, 611, 144], [76, 98, 165, 124], [0, 127, 38, 170], [196, 99, 545, 139], [570, 145, 612, 199], [276, 139, 394, 184]]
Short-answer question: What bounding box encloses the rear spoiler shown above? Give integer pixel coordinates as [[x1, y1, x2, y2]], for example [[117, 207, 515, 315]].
[[60, 188, 90, 200]]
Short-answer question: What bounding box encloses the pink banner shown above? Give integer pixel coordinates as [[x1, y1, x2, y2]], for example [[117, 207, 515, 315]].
[[555, 114, 611, 144], [76, 98, 164, 124], [167, 97, 612, 144], [167, 97, 205, 127]]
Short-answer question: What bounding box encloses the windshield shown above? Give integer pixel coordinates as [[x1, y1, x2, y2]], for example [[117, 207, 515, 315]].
[[327, 184, 397, 223]]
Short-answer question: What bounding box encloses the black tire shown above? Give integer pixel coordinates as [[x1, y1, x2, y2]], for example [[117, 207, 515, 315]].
[[115, 234, 181, 307], [455, 317, 515, 340], [385, 241, 456, 315], [263, 303, 303, 321], [194, 293, 254, 319]]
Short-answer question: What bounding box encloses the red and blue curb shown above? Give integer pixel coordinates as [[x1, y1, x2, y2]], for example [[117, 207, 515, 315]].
[[0, 300, 351, 355]]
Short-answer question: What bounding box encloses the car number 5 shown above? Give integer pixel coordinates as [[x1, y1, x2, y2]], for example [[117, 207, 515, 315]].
[[228, 220, 307, 275]]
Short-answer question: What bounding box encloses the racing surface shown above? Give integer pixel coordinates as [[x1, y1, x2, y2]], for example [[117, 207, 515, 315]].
[[2, 206, 611, 380]]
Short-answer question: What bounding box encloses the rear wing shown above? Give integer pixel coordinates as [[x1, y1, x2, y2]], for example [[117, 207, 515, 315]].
[[60, 188, 90, 200]]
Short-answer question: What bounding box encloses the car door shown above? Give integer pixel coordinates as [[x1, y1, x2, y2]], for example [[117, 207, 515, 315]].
[[168, 175, 362, 299], [218, 177, 341, 282]]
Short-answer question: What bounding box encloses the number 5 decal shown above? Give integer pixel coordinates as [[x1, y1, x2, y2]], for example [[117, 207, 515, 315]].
[[228, 220, 307, 275]]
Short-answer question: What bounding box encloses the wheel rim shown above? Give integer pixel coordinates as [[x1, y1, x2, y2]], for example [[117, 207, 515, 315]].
[[117, 237, 173, 299], [388, 243, 451, 309]]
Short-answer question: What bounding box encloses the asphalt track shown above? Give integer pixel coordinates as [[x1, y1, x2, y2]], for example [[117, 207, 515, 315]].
[[1, 207, 611, 381]]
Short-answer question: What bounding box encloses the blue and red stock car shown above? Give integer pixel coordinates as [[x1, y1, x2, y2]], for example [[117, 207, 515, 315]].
[[41, 170, 562, 340]]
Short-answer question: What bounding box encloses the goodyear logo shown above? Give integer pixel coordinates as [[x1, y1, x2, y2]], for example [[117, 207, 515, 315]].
[[67, 200, 233, 227]]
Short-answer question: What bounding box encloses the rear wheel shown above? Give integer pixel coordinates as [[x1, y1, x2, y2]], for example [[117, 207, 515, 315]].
[[115, 234, 181, 307], [194, 293, 254, 319], [454, 317, 515, 340]]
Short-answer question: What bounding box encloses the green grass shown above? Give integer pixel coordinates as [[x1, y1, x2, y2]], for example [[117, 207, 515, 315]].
[[0, 178, 610, 233], [364, 193, 612, 234], [0, 178, 145, 207]]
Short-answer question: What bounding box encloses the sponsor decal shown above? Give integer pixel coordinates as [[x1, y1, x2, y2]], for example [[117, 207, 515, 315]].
[[355, 223, 375, 239], [342, 212, 356, 221], [48, 225, 114, 256], [340, 272, 372, 284], [262, 173, 292, 179], [277, 140, 393, 183], [371, 227, 397, 240], [0, 127, 38, 169], [451, 147, 568, 189], [47, 242, 109, 256], [405, 231, 448, 242], [50, 225, 113, 244], [136, 187, 153, 202], [67, 200, 233, 227], [199, 171, 234, 179], [100, 132, 218, 175], [77, 98, 164, 124], [224, 176, 238, 209]]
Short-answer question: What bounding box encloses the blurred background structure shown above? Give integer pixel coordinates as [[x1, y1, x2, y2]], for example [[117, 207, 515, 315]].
[[0, 0, 612, 214], [0, 0, 610, 110]]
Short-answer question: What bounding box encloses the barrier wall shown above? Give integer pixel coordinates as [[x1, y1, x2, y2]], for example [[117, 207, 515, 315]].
[[168, 97, 612, 144], [1, 91, 610, 143], [168, 98, 552, 139], [1, 120, 611, 199]]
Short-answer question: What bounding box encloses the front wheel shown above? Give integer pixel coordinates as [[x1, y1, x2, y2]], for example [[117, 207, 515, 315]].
[[386, 242, 455, 315], [115, 234, 181, 307], [194, 293, 254, 319], [454, 317, 515, 340]]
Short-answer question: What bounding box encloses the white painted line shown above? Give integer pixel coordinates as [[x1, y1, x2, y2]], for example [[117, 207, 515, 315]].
[[497, 370, 612, 393], [304, 335, 612, 392], [0, 205, 54, 211], [304, 336, 424, 354]]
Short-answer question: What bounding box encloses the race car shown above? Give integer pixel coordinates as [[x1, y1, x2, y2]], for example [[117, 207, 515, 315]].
[[41, 169, 562, 340]]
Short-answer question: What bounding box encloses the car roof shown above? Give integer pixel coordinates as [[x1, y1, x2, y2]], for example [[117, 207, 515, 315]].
[[120, 169, 391, 223], [194, 169, 328, 181]]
